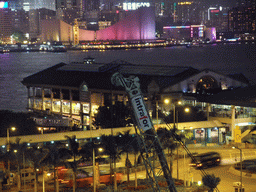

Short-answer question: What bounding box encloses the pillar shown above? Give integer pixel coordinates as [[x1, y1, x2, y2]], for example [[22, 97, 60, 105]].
[[231, 105, 236, 141], [206, 103, 211, 121]]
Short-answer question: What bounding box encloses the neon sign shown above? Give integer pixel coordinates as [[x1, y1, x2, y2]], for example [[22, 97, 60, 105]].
[[211, 10, 219, 13], [123, 2, 150, 10], [178, 2, 192, 5], [0, 1, 8, 8]]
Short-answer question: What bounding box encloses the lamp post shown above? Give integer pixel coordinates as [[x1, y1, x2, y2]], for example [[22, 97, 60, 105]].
[[7, 127, 16, 185], [93, 147, 103, 192], [156, 100, 159, 128], [7, 127, 15, 152], [232, 146, 243, 191]]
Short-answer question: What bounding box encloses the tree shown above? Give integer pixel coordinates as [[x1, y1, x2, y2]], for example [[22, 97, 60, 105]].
[[12, 31, 26, 43], [80, 141, 103, 191], [7, 138, 28, 191], [202, 174, 221, 192], [0, 110, 38, 137], [93, 101, 132, 129], [129, 134, 142, 188], [116, 130, 134, 186], [65, 135, 80, 192], [100, 134, 121, 191], [26, 146, 49, 192], [0, 138, 30, 191], [41, 143, 70, 192], [157, 127, 179, 176]]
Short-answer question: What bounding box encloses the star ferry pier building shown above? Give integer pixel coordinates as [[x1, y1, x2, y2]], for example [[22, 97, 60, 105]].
[[20, 58, 256, 146]]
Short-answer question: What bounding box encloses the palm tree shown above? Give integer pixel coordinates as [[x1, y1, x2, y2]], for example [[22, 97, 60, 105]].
[[130, 134, 142, 188], [157, 128, 178, 176], [80, 141, 102, 190], [0, 138, 28, 191], [26, 145, 49, 192], [41, 143, 70, 192], [100, 134, 121, 191], [202, 174, 221, 192], [9, 138, 28, 191], [116, 130, 134, 186], [65, 135, 80, 192]]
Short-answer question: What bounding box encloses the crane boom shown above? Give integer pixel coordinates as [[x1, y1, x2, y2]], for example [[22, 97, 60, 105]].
[[111, 72, 177, 192]]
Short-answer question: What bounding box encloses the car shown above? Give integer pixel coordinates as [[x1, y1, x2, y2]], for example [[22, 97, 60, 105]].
[[234, 159, 256, 170], [189, 152, 221, 169]]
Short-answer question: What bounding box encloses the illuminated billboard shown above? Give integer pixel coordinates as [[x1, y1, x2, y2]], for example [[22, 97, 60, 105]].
[[0, 1, 8, 8], [123, 2, 150, 10]]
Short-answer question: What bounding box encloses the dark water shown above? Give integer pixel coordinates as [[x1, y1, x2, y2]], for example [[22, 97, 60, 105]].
[[0, 43, 255, 112]]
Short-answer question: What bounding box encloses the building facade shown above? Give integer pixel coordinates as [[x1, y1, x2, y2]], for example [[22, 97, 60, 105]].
[[0, 4, 12, 43], [21, 58, 256, 144], [228, 2, 256, 34], [40, 7, 156, 43]]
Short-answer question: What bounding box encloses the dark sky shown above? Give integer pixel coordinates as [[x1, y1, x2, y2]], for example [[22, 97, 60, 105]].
[[201, 0, 238, 7]]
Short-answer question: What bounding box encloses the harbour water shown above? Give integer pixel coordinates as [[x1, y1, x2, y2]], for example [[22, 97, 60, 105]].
[[0, 43, 255, 112]]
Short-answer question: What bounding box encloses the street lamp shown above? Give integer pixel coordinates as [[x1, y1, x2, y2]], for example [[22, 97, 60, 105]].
[[232, 146, 243, 192], [7, 127, 16, 152], [7, 127, 16, 185], [175, 106, 190, 180], [93, 147, 104, 192]]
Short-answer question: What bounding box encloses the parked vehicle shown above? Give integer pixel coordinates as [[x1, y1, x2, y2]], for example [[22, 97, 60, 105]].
[[189, 152, 221, 169], [234, 159, 256, 170]]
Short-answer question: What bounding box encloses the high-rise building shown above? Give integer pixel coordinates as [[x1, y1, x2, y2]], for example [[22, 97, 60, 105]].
[[19, 0, 55, 11], [228, 0, 256, 33], [12, 9, 29, 34], [55, 0, 82, 24], [7, 0, 23, 10], [0, 3, 12, 43], [175, 1, 199, 25], [206, 6, 230, 32]]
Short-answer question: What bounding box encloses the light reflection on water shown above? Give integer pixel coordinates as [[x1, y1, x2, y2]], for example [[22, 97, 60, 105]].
[[0, 43, 255, 112]]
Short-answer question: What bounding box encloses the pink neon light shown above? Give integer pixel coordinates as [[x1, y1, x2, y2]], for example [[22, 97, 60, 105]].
[[164, 26, 190, 29], [96, 7, 156, 41]]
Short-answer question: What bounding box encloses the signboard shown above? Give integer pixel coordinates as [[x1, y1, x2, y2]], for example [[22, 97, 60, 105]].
[[123, 2, 150, 10], [234, 126, 241, 143], [0, 2, 8, 8], [131, 95, 152, 131]]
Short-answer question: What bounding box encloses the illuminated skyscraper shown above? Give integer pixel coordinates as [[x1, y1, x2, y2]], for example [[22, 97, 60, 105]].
[[0, 3, 12, 42], [228, 0, 256, 33], [16, 0, 56, 11]]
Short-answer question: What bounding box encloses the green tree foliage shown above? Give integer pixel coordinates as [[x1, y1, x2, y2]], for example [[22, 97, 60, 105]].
[[41, 143, 70, 192], [12, 31, 26, 43], [116, 130, 136, 185], [100, 134, 121, 187], [65, 135, 80, 192], [93, 101, 132, 129], [0, 110, 38, 136], [202, 174, 221, 192], [26, 146, 49, 192]]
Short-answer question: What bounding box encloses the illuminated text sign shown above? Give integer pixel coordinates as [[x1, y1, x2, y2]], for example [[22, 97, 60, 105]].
[[123, 2, 150, 10], [0, 1, 8, 8], [131, 95, 152, 131]]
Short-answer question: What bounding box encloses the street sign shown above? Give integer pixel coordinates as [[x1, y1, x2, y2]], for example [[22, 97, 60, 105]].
[[234, 127, 241, 143]]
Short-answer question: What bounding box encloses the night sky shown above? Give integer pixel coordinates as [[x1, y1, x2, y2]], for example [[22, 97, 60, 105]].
[[199, 0, 238, 7]]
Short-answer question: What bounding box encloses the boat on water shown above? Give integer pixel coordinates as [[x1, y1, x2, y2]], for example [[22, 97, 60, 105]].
[[186, 42, 203, 48], [0, 46, 10, 53]]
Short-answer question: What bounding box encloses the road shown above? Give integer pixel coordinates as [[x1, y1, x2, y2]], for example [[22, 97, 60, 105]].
[[119, 146, 256, 192], [5, 145, 256, 191]]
